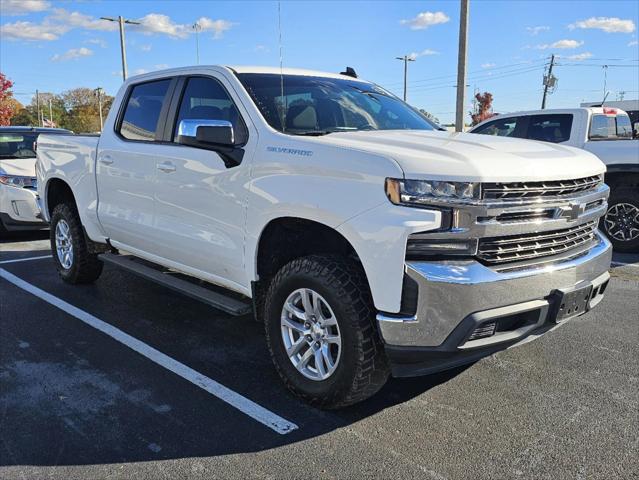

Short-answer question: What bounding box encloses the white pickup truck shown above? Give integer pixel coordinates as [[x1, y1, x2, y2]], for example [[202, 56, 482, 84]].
[[470, 107, 639, 252], [37, 66, 612, 408]]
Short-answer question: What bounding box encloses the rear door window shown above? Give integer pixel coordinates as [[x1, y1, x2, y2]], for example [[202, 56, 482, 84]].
[[589, 114, 633, 140], [119, 79, 171, 141], [526, 114, 573, 143]]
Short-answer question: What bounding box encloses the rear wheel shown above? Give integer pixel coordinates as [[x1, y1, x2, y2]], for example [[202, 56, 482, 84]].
[[601, 188, 639, 253], [0, 218, 8, 238], [50, 203, 103, 283], [264, 254, 389, 409]]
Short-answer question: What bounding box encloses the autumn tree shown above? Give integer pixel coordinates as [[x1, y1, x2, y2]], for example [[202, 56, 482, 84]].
[[0, 73, 17, 126], [61, 88, 114, 133], [470, 91, 496, 126]]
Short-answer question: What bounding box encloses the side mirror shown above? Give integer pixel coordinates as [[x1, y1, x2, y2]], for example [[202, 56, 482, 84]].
[[177, 119, 235, 147]]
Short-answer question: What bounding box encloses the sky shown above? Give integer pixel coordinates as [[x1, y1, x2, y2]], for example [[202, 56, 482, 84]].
[[1, 0, 638, 124]]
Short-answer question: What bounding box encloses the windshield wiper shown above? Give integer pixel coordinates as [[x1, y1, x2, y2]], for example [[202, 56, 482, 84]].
[[0, 155, 30, 159], [290, 130, 334, 136]]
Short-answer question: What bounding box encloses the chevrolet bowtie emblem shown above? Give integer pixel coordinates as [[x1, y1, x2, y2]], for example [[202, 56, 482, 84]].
[[556, 202, 585, 221]]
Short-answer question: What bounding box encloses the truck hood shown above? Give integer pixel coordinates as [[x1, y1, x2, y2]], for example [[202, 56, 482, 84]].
[[311, 130, 605, 182], [0, 158, 36, 177]]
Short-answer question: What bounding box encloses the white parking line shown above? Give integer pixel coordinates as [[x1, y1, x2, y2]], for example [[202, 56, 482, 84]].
[[0, 268, 298, 435], [0, 254, 52, 265]]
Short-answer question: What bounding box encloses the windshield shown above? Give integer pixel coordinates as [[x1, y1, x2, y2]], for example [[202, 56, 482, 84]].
[[0, 133, 38, 159], [589, 114, 633, 140], [236, 73, 436, 135]]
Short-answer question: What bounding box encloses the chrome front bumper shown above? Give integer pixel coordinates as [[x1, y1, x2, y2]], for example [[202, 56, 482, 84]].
[[377, 231, 612, 349]]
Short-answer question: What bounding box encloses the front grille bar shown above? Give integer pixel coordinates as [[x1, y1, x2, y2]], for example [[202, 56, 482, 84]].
[[482, 175, 602, 200], [477, 221, 598, 264]]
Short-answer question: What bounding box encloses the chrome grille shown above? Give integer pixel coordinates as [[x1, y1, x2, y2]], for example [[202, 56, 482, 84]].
[[482, 175, 602, 200], [477, 220, 598, 264]]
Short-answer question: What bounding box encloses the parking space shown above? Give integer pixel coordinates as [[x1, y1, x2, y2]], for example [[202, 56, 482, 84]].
[[1, 233, 638, 479]]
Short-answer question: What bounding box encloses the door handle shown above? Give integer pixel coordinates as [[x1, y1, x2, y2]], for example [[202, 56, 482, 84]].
[[157, 162, 176, 173], [99, 155, 114, 165]]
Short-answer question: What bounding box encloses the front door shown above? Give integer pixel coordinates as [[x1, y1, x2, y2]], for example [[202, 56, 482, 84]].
[[151, 75, 253, 292]]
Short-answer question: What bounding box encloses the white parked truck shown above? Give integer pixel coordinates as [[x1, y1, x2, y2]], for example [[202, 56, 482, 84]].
[[470, 107, 639, 252], [36, 66, 612, 408]]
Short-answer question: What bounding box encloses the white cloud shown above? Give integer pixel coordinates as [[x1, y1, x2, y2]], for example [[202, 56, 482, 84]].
[[0, 20, 67, 41], [86, 38, 107, 48], [536, 39, 584, 49], [0, 0, 50, 15], [628, 40, 638, 47], [140, 44, 152, 52], [255, 44, 269, 53], [526, 25, 549, 36], [566, 52, 593, 61], [0, 8, 116, 41], [400, 11, 449, 30], [154, 64, 169, 69], [569, 17, 635, 33], [133, 14, 234, 40], [133, 68, 148, 75], [51, 47, 93, 62], [195, 17, 234, 39], [49, 8, 118, 31], [407, 49, 439, 60], [481, 62, 496, 68]]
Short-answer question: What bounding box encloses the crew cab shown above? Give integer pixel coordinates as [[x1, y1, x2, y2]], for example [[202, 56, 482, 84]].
[[36, 66, 612, 408], [470, 108, 639, 252], [0, 126, 71, 236]]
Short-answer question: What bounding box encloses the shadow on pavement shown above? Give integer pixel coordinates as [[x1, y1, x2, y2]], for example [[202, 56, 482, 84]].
[[0, 246, 470, 467]]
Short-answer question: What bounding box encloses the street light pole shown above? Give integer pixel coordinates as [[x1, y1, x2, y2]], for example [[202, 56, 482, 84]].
[[395, 55, 415, 102], [193, 22, 201, 65], [455, 0, 470, 132], [101, 15, 141, 81]]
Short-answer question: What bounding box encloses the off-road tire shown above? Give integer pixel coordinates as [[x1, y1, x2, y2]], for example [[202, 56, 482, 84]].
[[264, 254, 390, 409], [601, 187, 639, 253], [50, 203, 103, 283]]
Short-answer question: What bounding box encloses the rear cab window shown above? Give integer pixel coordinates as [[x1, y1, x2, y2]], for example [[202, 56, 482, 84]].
[[527, 114, 573, 143], [118, 79, 172, 141]]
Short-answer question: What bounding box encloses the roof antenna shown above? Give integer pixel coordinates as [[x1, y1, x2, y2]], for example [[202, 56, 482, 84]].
[[340, 67, 358, 78], [601, 91, 610, 108], [277, 0, 286, 132]]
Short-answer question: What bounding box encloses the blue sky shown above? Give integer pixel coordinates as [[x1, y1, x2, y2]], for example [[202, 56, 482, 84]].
[[1, 0, 638, 123]]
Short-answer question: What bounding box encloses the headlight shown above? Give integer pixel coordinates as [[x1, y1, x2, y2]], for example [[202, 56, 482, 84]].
[[385, 178, 480, 206], [0, 175, 37, 189]]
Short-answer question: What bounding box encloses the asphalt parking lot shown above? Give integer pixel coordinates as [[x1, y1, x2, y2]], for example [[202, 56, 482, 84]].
[[1, 231, 638, 480]]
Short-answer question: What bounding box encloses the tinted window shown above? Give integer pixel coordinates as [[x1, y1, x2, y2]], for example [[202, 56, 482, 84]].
[[589, 114, 634, 140], [472, 117, 520, 137], [237, 73, 435, 135], [174, 77, 248, 144], [0, 133, 38, 159], [527, 114, 573, 143], [119, 80, 171, 141]]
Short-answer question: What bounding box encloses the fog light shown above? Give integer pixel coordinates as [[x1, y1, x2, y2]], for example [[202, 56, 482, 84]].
[[467, 321, 497, 341]]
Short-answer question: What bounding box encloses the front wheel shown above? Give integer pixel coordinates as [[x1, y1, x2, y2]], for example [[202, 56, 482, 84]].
[[50, 203, 103, 283], [264, 254, 389, 409], [601, 188, 639, 253]]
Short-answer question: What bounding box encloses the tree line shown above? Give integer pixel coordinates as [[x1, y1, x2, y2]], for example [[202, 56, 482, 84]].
[[1, 72, 114, 133]]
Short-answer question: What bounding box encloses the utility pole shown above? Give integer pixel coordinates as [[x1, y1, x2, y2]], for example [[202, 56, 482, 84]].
[[48, 98, 53, 125], [101, 15, 140, 81], [602, 65, 608, 99], [35, 90, 41, 127], [455, 0, 469, 132], [541, 54, 556, 109], [395, 55, 415, 102], [193, 22, 201, 65], [95, 88, 104, 132]]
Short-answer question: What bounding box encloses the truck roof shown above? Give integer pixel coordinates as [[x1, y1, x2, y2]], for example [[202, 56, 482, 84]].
[[488, 107, 631, 118], [126, 65, 368, 83]]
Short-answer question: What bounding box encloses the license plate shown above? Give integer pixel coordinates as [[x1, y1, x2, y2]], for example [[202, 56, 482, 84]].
[[555, 285, 592, 322]]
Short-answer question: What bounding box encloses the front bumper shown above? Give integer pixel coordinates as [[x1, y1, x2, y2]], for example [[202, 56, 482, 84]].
[[377, 232, 612, 377], [0, 185, 46, 231]]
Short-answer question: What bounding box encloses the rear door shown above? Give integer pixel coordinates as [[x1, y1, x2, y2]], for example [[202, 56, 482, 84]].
[[149, 74, 254, 291], [524, 114, 574, 144], [96, 77, 176, 253]]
